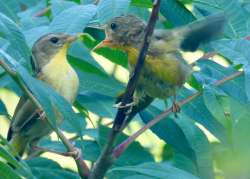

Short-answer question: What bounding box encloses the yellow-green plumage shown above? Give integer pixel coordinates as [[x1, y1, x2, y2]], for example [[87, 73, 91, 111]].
[[7, 33, 79, 156], [95, 14, 225, 121]]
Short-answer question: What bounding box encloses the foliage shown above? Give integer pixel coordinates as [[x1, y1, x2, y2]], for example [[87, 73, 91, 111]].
[[0, 0, 249, 179]]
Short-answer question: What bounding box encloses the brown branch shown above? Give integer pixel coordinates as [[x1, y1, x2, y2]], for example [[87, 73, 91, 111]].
[[88, 1, 162, 179], [113, 70, 244, 157], [0, 59, 89, 178]]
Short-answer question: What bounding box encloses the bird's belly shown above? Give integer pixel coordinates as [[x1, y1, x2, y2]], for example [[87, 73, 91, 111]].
[[41, 66, 79, 103], [138, 72, 177, 99]]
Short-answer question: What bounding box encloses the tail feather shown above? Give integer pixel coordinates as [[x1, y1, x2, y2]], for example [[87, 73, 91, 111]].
[[180, 13, 226, 51], [9, 134, 27, 157]]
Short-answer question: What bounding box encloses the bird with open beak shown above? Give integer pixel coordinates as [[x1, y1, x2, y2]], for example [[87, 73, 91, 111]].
[[94, 14, 225, 124]]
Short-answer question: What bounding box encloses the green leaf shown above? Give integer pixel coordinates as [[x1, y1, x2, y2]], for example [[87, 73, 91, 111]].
[[0, 0, 19, 22], [160, 0, 195, 27], [77, 92, 116, 118], [178, 88, 227, 144], [131, 0, 152, 8], [212, 39, 250, 65], [98, 126, 154, 166], [203, 87, 228, 127], [0, 161, 22, 179], [109, 162, 199, 179], [96, 0, 131, 23], [50, 0, 77, 17], [244, 67, 250, 101], [95, 48, 129, 68], [0, 13, 31, 66], [68, 41, 106, 76], [0, 136, 34, 179], [23, 26, 49, 48], [196, 60, 248, 104], [0, 100, 8, 116], [77, 71, 124, 97], [18, 1, 49, 30], [27, 157, 79, 179], [140, 105, 195, 162], [50, 4, 97, 34], [140, 106, 214, 179], [193, 0, 250, 38]]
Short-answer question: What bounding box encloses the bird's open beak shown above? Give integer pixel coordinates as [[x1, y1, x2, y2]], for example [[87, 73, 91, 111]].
[[93, 39, 113, 51]]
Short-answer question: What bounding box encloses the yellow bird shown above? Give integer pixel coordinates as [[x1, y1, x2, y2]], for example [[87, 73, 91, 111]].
[[7, 33, 80, 156], [94, 14, 225, 122]]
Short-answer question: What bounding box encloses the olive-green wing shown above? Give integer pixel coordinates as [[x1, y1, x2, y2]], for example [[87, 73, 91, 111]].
[[7, 56, 42, 141], [150, 13, 225, 55]]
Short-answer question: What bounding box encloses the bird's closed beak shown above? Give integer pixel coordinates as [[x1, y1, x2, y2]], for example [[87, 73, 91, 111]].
[[93, 39, 113, 51], [65, 33, 84, 43]]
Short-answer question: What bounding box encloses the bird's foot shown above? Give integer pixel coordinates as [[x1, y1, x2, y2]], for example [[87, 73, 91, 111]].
[[113, 102, 135, 109], [66, 147, 82, 160], [171, 102, 181, 118], [37, 110, 46, 120], [113, 102, 134, 116]]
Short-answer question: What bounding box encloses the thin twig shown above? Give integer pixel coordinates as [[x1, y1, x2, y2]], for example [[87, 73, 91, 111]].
[[88, 1, 162, 179], [33, 7, 50, 17], [113, 71, 244, 157], [0, 59, 89, 178]]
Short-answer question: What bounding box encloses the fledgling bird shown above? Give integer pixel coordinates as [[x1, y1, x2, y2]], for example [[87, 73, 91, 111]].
[[94, 14, 225, 124], [7, 33, 80, 156]]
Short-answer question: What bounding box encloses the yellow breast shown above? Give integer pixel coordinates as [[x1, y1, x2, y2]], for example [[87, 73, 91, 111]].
[[40, 45, 79, 103]]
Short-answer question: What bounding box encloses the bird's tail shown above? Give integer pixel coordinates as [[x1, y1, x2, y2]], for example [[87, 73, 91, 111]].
[[180, 13, 226, 52], [9, 134, 27, 157]]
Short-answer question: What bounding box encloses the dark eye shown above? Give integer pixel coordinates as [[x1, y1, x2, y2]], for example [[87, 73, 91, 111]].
[[110, 23, 117, 30], [50, 37, 59, 44], [155, 35, 162, 40]]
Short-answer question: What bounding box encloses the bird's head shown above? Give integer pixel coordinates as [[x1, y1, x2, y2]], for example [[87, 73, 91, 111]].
[[32, 33, 79, 68], [94, 15, 146, 50]]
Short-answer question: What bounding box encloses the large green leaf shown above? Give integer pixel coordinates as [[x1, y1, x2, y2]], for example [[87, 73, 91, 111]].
[[50, 4, 97, 34], [0, 13, 31, 67], [0, 161, 22, 179], [77, 70, 124, 97], [0, 100, 8, 116], [50, 0, 77, 17], [18, 1, 49, 30], [196, 60, 248, 104], [160, 0, 195, 27], [109, 162, 199, 179], [212, 39, 250, 101], [96, 0, 131, 24], [98, 126, 154, 167], [68, 40, 107, 76], [140, 107, 214, 179], [193, 0, 250, 38], [0, 136, 34, 179], [77, 92, 116, 118], [0, 0, 19, 22], [27, 157, 79, 179]]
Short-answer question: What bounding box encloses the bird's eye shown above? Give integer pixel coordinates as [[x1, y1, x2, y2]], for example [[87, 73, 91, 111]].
[[155, 35, 162, 40], [110, 23, 117, 30], [49, 37, 59, 44]]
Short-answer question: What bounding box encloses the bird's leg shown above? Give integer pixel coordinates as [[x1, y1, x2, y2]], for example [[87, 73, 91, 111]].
[[113, 101, 135, 109], [36, 109, 46, 120], [171, 95, 181, 118]]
